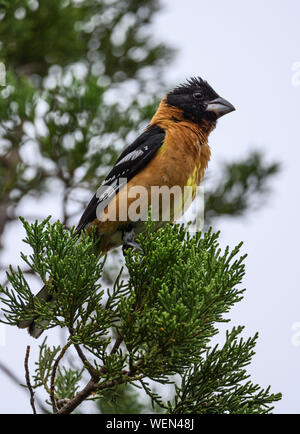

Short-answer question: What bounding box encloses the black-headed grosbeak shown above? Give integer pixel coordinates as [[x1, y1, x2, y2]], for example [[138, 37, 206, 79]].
[[19, 77, 235, 337]]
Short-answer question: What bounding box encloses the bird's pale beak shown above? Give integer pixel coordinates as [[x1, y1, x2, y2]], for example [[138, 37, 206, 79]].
[[206, 97, 235, 118]]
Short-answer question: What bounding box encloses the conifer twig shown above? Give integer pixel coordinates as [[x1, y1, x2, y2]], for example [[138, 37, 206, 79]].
[[57, 370, 144, 414], [68, 327, 99, 380], [50, 341, 72, 413], [110, 334, 123, 356], [24, 346, 36, 414]]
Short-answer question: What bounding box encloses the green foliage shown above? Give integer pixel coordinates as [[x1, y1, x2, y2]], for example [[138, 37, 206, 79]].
[[0, 218, 281, 413], [98, 383, 153, 414], [205, 151, 280, 225], [119, 223, 246, 380], [0, 0, 171, 79], [55, 366, 84, 401], [170, 327, 281, 414], [1, 217, 105, 332], [30, 337, 83, 405], [32, 338, 62, 392]]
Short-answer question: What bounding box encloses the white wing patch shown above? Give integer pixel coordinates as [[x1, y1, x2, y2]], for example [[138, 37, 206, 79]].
[[96, 180, 118, 202], [115, 149, 144, 166]]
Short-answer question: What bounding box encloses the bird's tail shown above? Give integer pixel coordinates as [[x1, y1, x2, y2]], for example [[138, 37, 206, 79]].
[[17, 284, 54, 339]]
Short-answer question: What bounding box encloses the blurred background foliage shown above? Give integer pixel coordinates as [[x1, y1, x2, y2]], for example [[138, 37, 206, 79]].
[[0, 0, 280, 413]]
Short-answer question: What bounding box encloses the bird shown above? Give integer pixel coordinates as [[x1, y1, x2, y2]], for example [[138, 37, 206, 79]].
[[18, 77, 235, 338]]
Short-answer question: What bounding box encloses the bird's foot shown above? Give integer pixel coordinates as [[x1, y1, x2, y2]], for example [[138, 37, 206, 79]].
[[122, 227, 143, 255]]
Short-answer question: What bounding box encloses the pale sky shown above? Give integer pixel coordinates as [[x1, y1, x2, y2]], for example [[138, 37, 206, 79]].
[[1, 0, 300, 413]]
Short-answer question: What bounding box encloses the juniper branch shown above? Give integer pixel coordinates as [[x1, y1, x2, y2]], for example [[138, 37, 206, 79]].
[[24, 346, 36, 415], [50, 341, 72, 414], [0, 218, 281, 413]]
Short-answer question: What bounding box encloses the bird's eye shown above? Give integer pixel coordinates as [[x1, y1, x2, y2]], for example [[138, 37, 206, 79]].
[[193, 92, 202, 100]]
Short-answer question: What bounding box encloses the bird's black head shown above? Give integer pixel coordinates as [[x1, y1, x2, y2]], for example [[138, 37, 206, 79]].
[[166, 77, 235, 124]]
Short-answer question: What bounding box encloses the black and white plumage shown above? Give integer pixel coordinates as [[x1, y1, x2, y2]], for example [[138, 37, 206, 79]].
[[75, 124, 165, 233]]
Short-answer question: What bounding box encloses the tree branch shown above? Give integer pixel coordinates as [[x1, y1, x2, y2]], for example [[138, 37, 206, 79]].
[[110, 334, 123, 356], [68, 326, 99, 380], [50, 341, 72, 414], [24, 346, 36, 415], [57, 371, 143, 415], [54, 332, 136, 414]]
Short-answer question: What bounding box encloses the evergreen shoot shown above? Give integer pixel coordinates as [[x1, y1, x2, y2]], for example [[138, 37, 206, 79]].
[[0, 217, 281, 414]]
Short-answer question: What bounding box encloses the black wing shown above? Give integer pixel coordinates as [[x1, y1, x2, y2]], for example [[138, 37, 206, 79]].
[[76, 124, 165, 233]]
